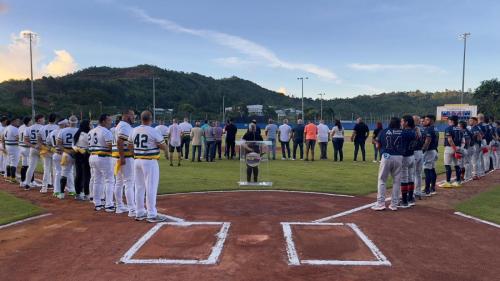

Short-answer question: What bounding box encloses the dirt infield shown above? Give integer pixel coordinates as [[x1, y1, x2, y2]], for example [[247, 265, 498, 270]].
[[0, 171, 499, 281]]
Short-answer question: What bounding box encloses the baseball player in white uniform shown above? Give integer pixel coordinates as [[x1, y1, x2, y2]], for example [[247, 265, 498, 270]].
[[129, 111, 169, 223], [112, 109, 136, 216], [57, 116, 79, 198], [48, 119, 67, 197], [39, 113, 58, 193], [155, 120, 169, 160], [88, 114, 114, 212], [23, 114, 45, 190], [3, 117, 21, 183], [18, 117, 31, 186]]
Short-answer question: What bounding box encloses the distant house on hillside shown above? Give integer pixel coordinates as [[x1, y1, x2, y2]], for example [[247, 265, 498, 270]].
[[247, 104, 263, 116]]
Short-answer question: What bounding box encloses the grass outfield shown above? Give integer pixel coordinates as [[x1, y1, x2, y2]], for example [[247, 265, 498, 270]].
[[158, 130, 445, 195], [0, 190, 44, 225], [455, 186, 500, 224]]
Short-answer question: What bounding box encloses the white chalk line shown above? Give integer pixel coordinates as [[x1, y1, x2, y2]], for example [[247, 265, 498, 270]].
[[120, 221, 231, 265], [280, 222, 391, 266], [158, 189, 354, 198], [454, 212, 500, 229], [0, 213, 52, 230], [314, 197, 392, 223]]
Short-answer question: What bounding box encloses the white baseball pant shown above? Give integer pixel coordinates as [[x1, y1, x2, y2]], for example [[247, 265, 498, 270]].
[[89, 155, 114, 208], [413, 150, 423, 195], [52, 153, 62, 193], [61, 152, 75, 193], [42, 152, 53, 188], [20, 146, 29, 166], [6, 145, 20, 168], [24, 148, 40, 186], [114, 157, 135, 211], [134, 159, 159, 218], [377, 154, 402, 207]]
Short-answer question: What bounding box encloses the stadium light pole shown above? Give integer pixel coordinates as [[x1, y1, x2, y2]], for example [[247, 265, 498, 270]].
[[152, 76, 160, 122], [459, 32, 470, 105], [297, 77, 308, 119], [317, 93, 325, 120], [22, 31, 37, 120]]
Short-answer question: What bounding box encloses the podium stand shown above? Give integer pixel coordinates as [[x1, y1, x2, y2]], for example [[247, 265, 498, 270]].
[[236, 140, 272, 187]]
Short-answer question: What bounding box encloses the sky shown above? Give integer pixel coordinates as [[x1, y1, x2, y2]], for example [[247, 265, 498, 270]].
[[0, 0, 499, 99]]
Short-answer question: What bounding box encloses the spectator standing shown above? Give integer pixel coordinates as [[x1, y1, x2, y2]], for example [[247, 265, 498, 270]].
[[372, 122, 383, 162], [264, 119, 278, 160], [190, 121, 203, 162], [179, 117, 193, 160], [278, 119, 292, 160], [317, 120, 330, 160], [224, 119, 237, 159], [214, 121, 224, 160], [168, 118, 182, 166], [331, 119, 344, 162], [204, 121, 216, 162], [351, 117, 369, 161], [292, 119, 305, 160], [73, 120, 91, 200], [304, 120, 318, 161]]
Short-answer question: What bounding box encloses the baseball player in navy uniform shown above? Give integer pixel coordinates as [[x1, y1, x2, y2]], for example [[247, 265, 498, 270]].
[[400, 115, 418, 208], [422, 115, 439, 196], [412, 115, 425, 200], [441, 116, 463, 187], [469, 117, 484, 179], [372, 117, 415, 211]]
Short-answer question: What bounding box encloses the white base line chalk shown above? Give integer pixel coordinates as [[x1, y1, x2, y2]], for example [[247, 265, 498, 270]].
[[120, 221, 231, 265], [454, 212, 500, 229], [0, 213, 52, 230], [280, 222, 391, 266], [314, 198, 392, 223], [158, 189, 354, 198]]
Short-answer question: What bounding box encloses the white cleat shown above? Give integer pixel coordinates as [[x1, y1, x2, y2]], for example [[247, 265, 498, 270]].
[[371, 203, 386, 211], [115, 206, 129, 214]]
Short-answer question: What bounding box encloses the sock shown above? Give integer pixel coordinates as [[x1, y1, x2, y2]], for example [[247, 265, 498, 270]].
[[408, 182, 415, 201], [401, 183, 408, 204], [6, 165, 11, 178], [461, 168, 465, 181], [21, 166, 28, 182], [445, 165, 452, 182], [431, 169, 437, 188], [60, 176, 67, 193], [455, 166, 461, 182], [424, 169, 431, 193], [11, 166, 16, 180]]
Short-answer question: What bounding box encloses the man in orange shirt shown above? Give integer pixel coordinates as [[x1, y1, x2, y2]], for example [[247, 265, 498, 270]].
[[304, 120, 318, 161]]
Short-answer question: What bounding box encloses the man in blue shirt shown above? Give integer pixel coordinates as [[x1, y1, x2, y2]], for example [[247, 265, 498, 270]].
[[399, 115, 418, 208], [422, 115, 439, 196], [442, 116, 463, 188], [372, 117, 410, 211], [264, 119, 278, 160], [291, 119, 305, 160]]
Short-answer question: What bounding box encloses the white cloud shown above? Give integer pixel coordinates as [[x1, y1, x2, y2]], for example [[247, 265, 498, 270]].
[[43, 50, 78, 77], [0, 31, 78, 81], [348, 63, 445, 73], [277, 87, 288, 95], [128, 7, 340, 82], [212, 57, 257, 67]]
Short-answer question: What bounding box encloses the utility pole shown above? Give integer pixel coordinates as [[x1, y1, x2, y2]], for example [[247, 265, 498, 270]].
[[317, 93, 325, 120], [297, 77, 308, 119], [22, 31, 37, 120], [459, 32, 471, 105], [152, 76, 160, 123]]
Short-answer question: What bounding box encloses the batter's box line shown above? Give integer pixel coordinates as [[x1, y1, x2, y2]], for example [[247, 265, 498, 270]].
[[281, 222, 391, 266], [119, 221, 231, 265]]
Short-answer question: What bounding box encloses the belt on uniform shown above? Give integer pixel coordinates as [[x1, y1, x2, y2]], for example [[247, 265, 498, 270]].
[[134, 155, 160, 160]]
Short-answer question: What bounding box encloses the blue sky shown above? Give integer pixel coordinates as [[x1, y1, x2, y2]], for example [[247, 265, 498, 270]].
[[0, 0, 498, 99]]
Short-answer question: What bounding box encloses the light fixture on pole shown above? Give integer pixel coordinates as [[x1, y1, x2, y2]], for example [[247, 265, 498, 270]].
[[459, 32, 470, 105], [22, 31, 37, 120], [297, 77, 308, 119], [317, 93, 325, 120]]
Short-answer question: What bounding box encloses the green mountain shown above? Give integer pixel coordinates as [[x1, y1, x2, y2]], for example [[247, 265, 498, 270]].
[[0, 65, 475, 121]]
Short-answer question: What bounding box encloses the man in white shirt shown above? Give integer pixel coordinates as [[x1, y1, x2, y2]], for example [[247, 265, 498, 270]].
[[56, 116, 79, 198], [0, 116, 7, 177], [48, 119, 67, 197], [179, 117, 193, 160], [168, 118, 182, 166], [128, 110, 169, 223], [39, 113, 58, 192], [18, 117, 31, 186], [317, 120, 330, 160], [3, 117, 21, 183], [278, 119, 292, 160]]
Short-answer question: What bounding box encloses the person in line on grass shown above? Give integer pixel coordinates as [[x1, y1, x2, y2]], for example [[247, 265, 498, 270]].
[[304, 120, 318, 161], [168, 118, 182, 166], [73, 119, 91, 201], [351, 117, 370, 162], [179, 117, 193, 160], [292, 119, 305, 160], [190, 121, 203, 162], [441, 116, 464, 188], [214, 121, 224, 160], [278, 119, 292, 160], [372, 122, 383, 163], [331, 119, 344, 162], [204, 121, 216, 162], [317, 120, 330, 160], [422, 115, 439, 196], [264, 119, 278, 160], [224, 119, 237, 160]]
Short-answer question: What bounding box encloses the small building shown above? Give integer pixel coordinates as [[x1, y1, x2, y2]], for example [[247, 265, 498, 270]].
[[247, 104, 264, 116]]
